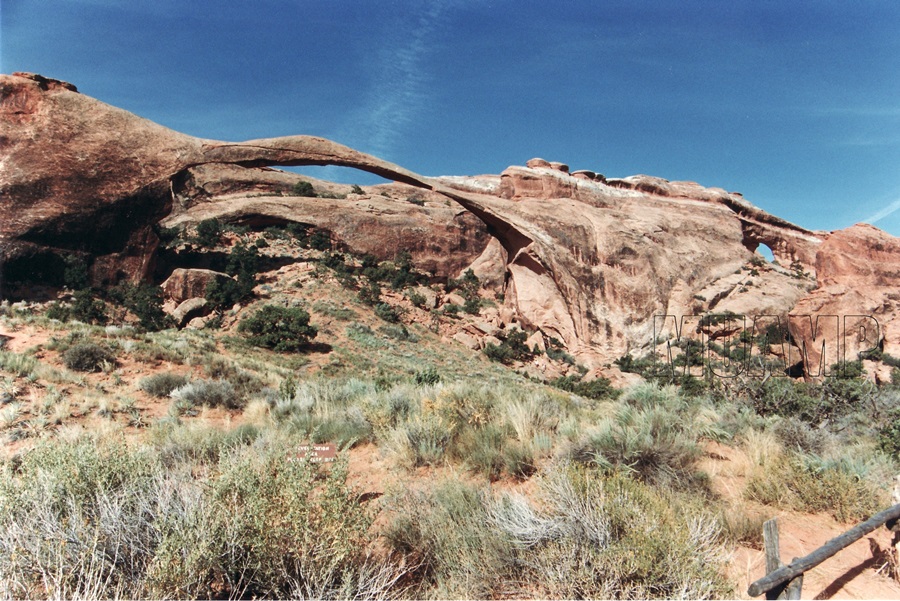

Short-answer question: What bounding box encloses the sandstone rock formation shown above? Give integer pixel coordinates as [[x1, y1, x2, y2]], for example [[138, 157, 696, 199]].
[[2, 72, 898, 377], [788, 224, 900, 376]]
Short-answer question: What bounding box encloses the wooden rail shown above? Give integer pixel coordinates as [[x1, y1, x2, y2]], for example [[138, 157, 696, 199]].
[[748, 503, 900, 598]]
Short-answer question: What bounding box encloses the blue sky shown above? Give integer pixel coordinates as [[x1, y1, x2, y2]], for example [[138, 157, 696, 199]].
[[3, 0, 899, 236]]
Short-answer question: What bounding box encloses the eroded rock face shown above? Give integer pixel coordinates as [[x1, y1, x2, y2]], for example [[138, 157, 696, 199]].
[[3, 72, 898, 376], [161, 268, 232, 304], [164, 164, 492, 279], [788, 224, 900, 376]]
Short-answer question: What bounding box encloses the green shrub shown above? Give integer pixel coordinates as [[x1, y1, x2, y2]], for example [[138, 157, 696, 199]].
[[415, 367, 441, 386], [290, 180, 316, 197], [45, 301, 70, 322], [746, 454, 887, 522], [205, 277, 246, 311], [483, 329, 532, 364], [357, 281, 381, 306], [112, 283, 173, 332], [571, 401, 706, 491], [351, 184, 364, 195], [447, 269, 480, 300], [515, 470, 730, 598], [463, 297, 481, 315], [551, 375, 618, 400], [308, 229, 332, 251], [879, 407, 900, 455], [238, 305, 318, 352], [379, 324, 417, 341], [63, 342, 115, 372], [407, 290, 427, 308], [195, 218, 224, 247], [62, 254, 90, 290], [70, 289, 107, 324], [374, 302, 401, 323], [139, 372, 189, 398]]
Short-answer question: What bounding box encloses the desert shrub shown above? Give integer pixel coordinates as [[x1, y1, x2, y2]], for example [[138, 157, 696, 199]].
[[46, 290, 107, 324], [204, 276, 245, 311], [391, 413, 453, 467], [195, 218, 224, 247], [414, 367, 441, 386], [407, 289, 427, 308], [62, 254, 91, 290], [483, 329, 532, 364], [374, 302, 401, 323], [463, 297, 481, 315], [45, 301, 70, 321], [0, 351, 38, 378], [290, 180, 316, 197], [388, 251, 425, 290], [491, 469, 731, 599], [0, 433, 386, 600], [383, 479, 512, 598], [442, 303, 461, 317], [456, 424, 507, 480], [772, 416, 828, 454], [203, 358, 264, 398], [139, 372, 189, 398], [63, 342, 115, 372], [170, 379, 241, 410], [225, 242, 260, 279], [879, 407, 900, 455], [377, 324, 415, 342], [746, 453, 888, 522], [551, 374, 618, 400], [447, 269, 480, 299], [312, 301, 357, 321], [718, 509, 766, 549], [569, 396, 709, 491], [0, 437, 163, 598], [357, 281, 381, 305], [546, 345, 576, 365], [238, 305, 317, 352], [203, 243, 259, 309], [111, 283, 173, 332], [308, 229, 332, 251], [384, 469, 730, 599], [71, 289, 107, 324]]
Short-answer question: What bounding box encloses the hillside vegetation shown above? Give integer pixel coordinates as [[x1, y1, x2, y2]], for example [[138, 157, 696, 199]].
[[1, 221, 899, 599]]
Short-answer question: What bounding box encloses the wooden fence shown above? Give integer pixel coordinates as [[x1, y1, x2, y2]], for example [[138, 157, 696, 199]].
[[748, 503, 900, 599]]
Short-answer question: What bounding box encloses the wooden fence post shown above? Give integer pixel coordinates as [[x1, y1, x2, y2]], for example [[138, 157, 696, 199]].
[[762, 518, 802, 600]]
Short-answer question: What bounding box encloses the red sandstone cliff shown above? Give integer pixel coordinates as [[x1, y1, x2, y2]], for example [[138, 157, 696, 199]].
[[2, 72, 897, 375]]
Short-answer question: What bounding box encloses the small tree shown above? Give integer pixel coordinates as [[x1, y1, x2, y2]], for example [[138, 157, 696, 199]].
[[195, 218, 224, 247], [238, 305, 317, 352], [112, 283, 173, 331], [291, 181, 316, 197]]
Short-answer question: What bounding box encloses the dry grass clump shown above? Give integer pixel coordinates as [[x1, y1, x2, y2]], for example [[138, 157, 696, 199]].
[[139, 372, 189, 398], [383, 466, 732, 599], [169, 379, 242, 411], [567, 383, 726, 491], [0, 430, 393, 599]]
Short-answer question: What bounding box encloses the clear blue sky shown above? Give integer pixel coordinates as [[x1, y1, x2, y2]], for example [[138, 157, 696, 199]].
[[3, 1, 899, 236]]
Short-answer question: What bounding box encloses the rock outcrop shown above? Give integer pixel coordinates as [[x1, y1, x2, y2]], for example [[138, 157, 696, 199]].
[[2, 72, 898, 376], [788, 224, 900, 376]]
